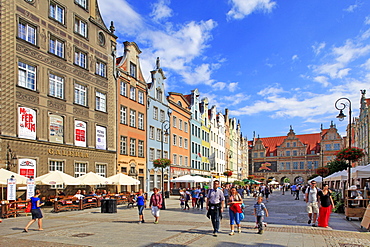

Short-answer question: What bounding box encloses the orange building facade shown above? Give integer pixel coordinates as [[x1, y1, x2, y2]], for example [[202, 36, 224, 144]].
[[116, 42, 147, 191]]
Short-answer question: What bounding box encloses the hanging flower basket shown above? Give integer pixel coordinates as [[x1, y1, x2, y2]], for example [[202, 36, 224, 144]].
[[336, 147, 365, 162], [153, 158, 171, 168], [223, 171, 233, 177], [316, 167, 329, 176]]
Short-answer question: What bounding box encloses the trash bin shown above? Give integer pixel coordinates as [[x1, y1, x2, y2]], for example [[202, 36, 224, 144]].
[[101, 199, 117, 213], [165, 191, 170, 198]]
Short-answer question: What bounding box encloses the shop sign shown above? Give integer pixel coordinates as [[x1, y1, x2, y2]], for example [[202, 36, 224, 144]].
[[47, 148, 89, 158], [18, 158, 36, 178], [49, 115, 64, 143], [18, 107, 36, 140], [26, 178, 35, 199], [75, 120, 86, 147], [7, 178, 16, 201], [96, 125, 106, 150]]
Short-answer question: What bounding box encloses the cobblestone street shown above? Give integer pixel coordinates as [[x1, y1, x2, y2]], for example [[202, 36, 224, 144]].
[[1, 191, 369, 247]]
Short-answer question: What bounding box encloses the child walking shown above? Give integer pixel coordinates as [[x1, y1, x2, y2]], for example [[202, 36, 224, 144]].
[[179, 195, 185, 209], [253, 196, 269, 234]]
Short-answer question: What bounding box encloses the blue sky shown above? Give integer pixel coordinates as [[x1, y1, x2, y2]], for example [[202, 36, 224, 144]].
[[98, 0, 370, 139]]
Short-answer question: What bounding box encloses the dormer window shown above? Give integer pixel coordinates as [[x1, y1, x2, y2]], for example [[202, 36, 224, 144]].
[[130, 62, 136, 78], [156, 88, 162, 102]]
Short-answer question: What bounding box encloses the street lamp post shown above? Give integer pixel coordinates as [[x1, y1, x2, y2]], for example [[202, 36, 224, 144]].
[[161, 119, 170, 210], [335, 97, 352, 188], [6, 143, 17, 171], [227, 150, 232, 184]]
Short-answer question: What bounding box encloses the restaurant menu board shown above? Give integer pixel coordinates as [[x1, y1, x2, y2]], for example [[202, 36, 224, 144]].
[[26, 179, 35, 200], [49, 115, 64, 143], [96, 125, 106, 150], [18, 158, 36, 178], [7, 178, 16, 201], [75, 120, 86, 147], [18, 107, 36, 140]]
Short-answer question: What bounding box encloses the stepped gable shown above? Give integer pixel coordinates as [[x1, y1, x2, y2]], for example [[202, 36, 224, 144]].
[[259, 129, 329, 156]]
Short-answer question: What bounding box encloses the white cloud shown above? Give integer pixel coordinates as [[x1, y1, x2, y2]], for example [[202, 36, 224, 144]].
[[228, 82, 238, 92], [223, 93, 250, 105], [312, 42, 326, 55], [212, 81, 227, 91], [344, 3, 360, 12], [366, 16, 370, 25], [361, 58, 370, 70], [257, 85, 284, 96], [292, 55, 299, 61], [227, 0, 277, 20], [313, 76, 330, 87], [150, 0, 173, 22]]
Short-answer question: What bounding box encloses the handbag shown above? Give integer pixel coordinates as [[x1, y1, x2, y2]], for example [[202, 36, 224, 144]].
[[25, 202, 32, 213]]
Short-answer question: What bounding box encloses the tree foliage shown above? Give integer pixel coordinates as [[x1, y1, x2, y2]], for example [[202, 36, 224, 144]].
[[326, 159, 349, 175]]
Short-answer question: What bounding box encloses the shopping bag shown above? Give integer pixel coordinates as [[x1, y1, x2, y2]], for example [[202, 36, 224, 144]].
[[25, 202, 32, 213]]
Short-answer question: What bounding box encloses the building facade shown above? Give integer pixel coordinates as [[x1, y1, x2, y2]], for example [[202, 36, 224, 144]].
[[354, 90, 370, 166], [0, 0, 117, 190], [116, 41, 147, 191]]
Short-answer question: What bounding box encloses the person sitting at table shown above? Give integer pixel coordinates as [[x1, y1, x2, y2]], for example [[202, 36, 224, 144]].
[[73, 190, 85, 201], [57, 190, 65, 197]]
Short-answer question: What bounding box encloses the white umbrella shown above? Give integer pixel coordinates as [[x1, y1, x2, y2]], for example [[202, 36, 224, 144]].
[[268, 181, 279, 185], [0, 168, 28, 185], [193, 176, 210, 183], [35, 170, 80, 185], [77, 172, 112, 185], [171, 175, 210, 183], [108, 173, 140, 185]]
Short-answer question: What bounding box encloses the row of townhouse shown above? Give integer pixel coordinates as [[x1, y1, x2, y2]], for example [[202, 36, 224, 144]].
[[0, 0, 248, 196]]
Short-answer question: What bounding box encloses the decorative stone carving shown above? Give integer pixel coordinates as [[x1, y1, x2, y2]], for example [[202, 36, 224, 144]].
[[73, 107, 89, 117], [16, 91, 39, 103], [95, 112, 108, 123], [47, 100, 66, 111]]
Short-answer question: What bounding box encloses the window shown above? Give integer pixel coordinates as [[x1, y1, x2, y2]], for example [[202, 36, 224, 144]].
[[120, 105, 127, 124], [138, 113, 144, 130], [300, 162, 304, 169], [179, 155, 183, 166], [293, 162, 298, 169], [149, 148, 154, 161], [18, 62, 36, 90], [96, 91, 106, 112], [130, 109, 136, 127], [75, 0, 87, 8], [49, 160, 64, 172], [307, 161, 313, 169], [259, 152, 264, 157], [96, 164, 106, 177], [153, 107, 158, 120], [120, 136, 127, 155], [156, 129, 162, 141], [286, 162, 290, 170], [184, 122, 188, 133], [314, 161, 319, 169], [173, 154, 177, 165], [49, 36, 64, 58], [173, 134, 177, 146], [293, 150, 297, 156], [156, 149, 161, 159], [286, 143, 290, 147], [49, 73, 64, 99], [18, 20, 36, 45], [160, 110, 165, 122], [325, 144, 332, 150], [138, 91, 144, 104], [253, 152, 257, 158], [130, 138, 136, 156], [286, 151, 291, 156], [173, 116, 177, 127], [138, 140, 144, 157], [130, 62, 136, 78], [96, 61, 106, 77], [334, 143, 340, 150], [184, 138, 188, 149], [120, 81, 127, 96], [184, 157, 188, 166], [163, 151, 168, 159], [130, 86, 136, 101], [156, 89, 162, 102], [74, 17, 87, 37], [74, 83, 87, 106], [164, 134, 168, 143], [74, 50, 87, 68], [149, 126, 155, 139], [179, 137, 183, 147], [179, 119, 183, 130], [121, 167, 127, 173], [49, 2, 65, 24], [74, 163, 86, 178]]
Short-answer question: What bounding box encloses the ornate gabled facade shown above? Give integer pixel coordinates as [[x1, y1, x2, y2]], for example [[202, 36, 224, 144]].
[[209, 106, 226, 177], [167, 92, 191, 188], [0, 0, 117, 195], [146, 58, 171, 191], [354, 90, 370, 166], [116, 41, 147, 191], [200, 97, 211, 172], [250, 125, 342, 184]]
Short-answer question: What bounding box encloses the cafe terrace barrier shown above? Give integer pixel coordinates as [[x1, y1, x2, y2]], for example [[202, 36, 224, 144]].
[[1, 200, 30, 218]]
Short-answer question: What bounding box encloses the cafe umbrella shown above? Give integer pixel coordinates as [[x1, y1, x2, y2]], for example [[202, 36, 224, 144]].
[[35, 170, 81, 186], [0, 168, 28, 199], [77, 172, 112, 185]]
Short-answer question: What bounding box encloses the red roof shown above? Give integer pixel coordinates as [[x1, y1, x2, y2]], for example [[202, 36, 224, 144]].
[[258, 129, 328, 155], [183, 94, 191, 104], [116, 56, 123, 65]]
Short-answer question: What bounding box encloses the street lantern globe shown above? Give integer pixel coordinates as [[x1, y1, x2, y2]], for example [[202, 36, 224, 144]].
[[336, 109, 346, 121]]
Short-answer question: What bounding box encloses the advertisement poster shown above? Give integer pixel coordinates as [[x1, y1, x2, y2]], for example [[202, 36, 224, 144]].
[[19, 158, 36, 178], [75, 120, 86, 147], [253, 161, 278, 173], [49, 115, 64, 143], [96, 125, 106, 150], [7, 178, 17, 201], [18, 107, 36, 140], [26, 178, 35, 199]]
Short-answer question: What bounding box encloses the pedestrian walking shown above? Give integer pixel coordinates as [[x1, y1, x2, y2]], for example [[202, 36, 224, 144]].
[[317, 184, 334, 228], [228, 187, 243, 235], [184, 189, 191, 210], [149, 188, 162, 224], [23, 190, 44, 232], [206, 180, 225, 237], [295, 185, 301, 200], [223, 184, 229, 208], [253, 196, 269, 234], [305, 180, 319, 227], [135, 189, 146, 224], [264, 186, 270, 202], [198, 188, 206, 210]]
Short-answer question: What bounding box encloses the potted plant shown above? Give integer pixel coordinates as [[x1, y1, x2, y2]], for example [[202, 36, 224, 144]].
[[223, 170, 233, 177], [153, 158, 171, 168], [336, 147, 365, 162]]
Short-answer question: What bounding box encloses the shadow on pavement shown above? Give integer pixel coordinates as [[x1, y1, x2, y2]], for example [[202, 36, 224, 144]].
[[213, 242, 287, 247]]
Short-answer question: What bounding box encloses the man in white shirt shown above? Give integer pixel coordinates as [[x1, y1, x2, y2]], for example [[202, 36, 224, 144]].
[[305, 181, 319, 227]]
